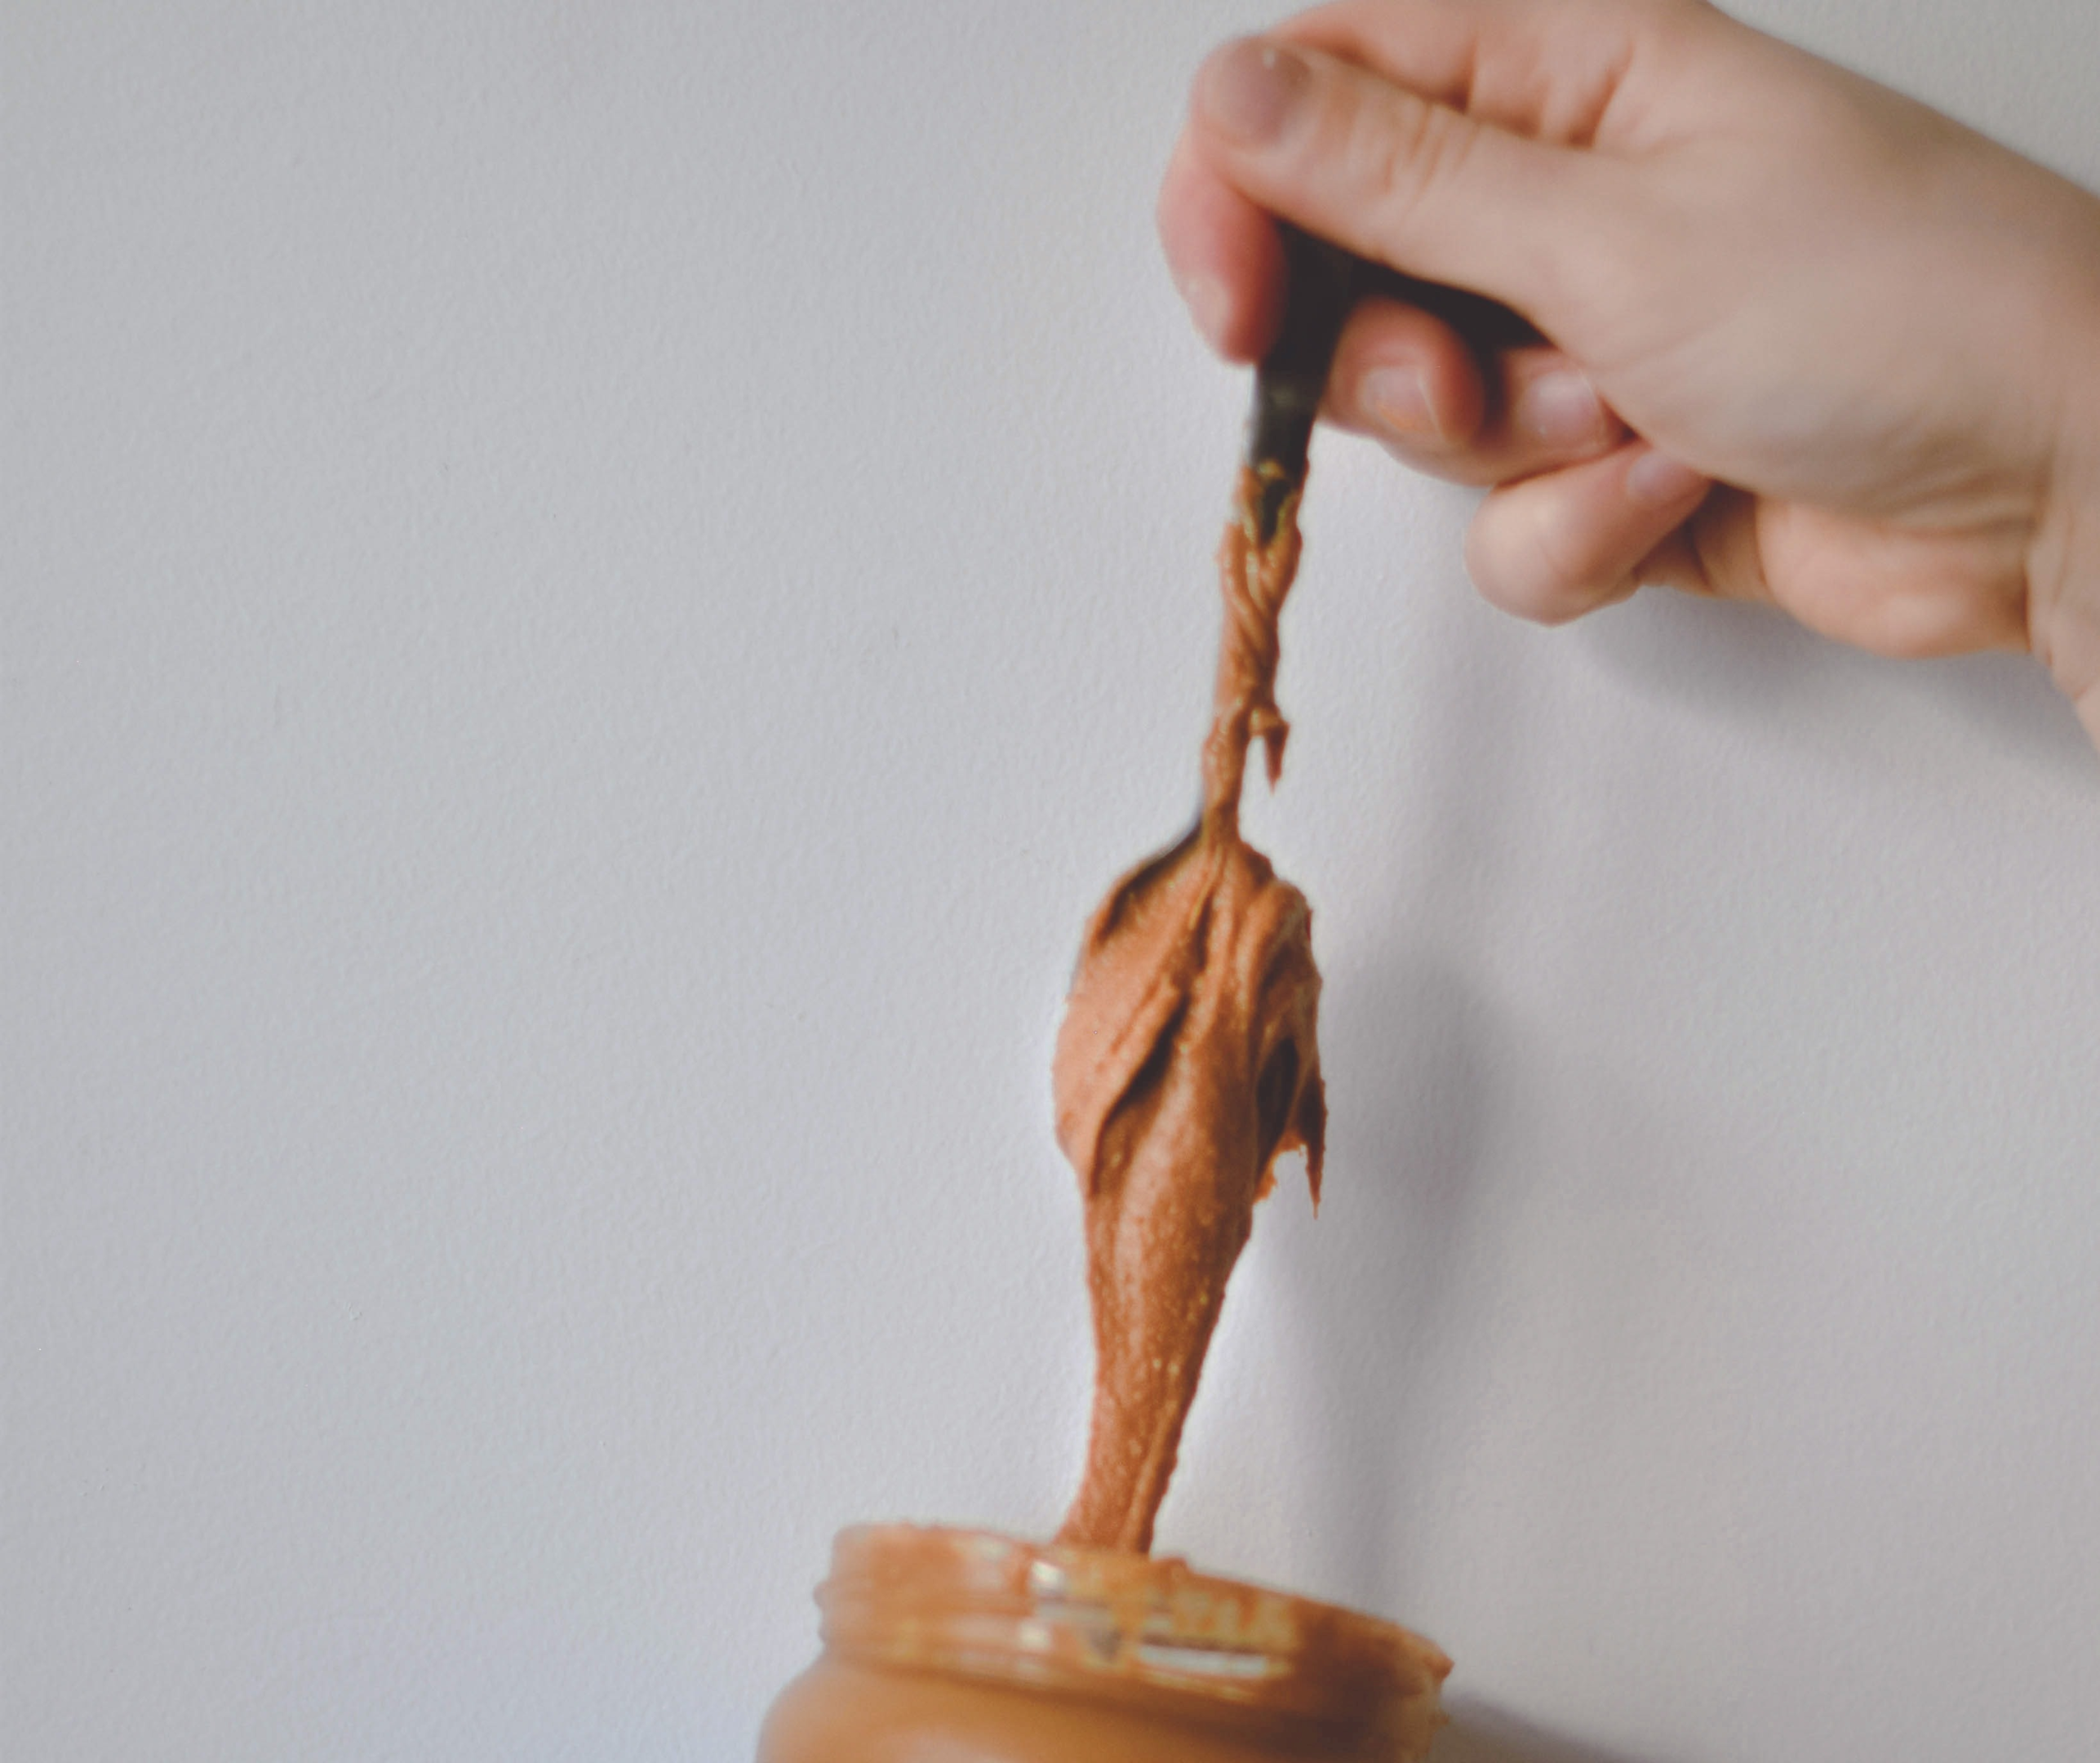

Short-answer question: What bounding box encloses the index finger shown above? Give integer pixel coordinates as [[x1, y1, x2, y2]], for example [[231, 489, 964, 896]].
[[1157, 134, 1286, 362]]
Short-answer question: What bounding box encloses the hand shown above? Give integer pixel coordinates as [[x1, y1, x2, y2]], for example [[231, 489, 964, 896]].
[[1159, 0, 2100, 744]]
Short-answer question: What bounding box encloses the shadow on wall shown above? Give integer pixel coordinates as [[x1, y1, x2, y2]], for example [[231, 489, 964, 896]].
[[1270, 950, 1510, 1603], [1578, 589, 2094, 784], [1435, 1699, 1670, 1763]]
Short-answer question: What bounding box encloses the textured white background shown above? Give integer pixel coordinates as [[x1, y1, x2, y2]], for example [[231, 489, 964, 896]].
[[7, 2, 2100, 1759]]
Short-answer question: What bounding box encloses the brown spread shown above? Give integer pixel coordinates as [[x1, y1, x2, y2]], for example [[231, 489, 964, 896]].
[[1055, 464, 1327, 1553], [758, 238, 1458, 1754], [757, 393, 1457, 1763], [758, 1524, 1450, 1762]]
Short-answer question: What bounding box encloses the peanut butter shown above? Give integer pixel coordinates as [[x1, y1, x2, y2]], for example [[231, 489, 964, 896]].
[[756, 424, 1456, 1763], [758, 1525, 1450, 1762], [1056, 465, 1326, 1552]]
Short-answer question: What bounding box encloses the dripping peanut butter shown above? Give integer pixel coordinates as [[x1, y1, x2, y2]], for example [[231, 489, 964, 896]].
[[757, 226, 1451, 1762], [1055, 463, 1325, 1552]]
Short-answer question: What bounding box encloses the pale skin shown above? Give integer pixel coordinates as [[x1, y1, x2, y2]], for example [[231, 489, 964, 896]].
[[1158, 0, 2100, 748]]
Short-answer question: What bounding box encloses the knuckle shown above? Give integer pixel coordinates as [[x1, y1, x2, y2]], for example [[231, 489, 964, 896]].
[[1334, 83, 1477, 253]]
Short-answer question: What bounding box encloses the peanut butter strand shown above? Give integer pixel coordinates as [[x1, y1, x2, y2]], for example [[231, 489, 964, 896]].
[[1053, 465, 1325, 1552]]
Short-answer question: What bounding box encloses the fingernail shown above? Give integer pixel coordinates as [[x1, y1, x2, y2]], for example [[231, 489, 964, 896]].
[[1361, 366, 1444, 444], [1627, 448, 1709, 509], [1516, 369, 1605, 447], [1196, 38, 1312, 147], [1179, 273, 1232, 353]]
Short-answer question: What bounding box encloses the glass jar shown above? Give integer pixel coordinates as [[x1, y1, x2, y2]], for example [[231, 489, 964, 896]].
[[758, 1525, 1450, 1761]]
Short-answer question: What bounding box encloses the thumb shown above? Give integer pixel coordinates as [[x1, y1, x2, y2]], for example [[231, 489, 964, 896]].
[[1188, 36, 1613, 332]]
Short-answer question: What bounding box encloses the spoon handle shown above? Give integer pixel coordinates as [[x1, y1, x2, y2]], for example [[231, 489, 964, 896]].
[[1245, 224, 1361, 544]]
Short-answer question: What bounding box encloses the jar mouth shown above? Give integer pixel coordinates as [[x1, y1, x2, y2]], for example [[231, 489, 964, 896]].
[[817, 1525, 1449, 1747]]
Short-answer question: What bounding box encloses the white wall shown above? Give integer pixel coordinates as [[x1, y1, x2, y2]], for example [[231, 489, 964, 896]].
[[7, 3, 2099, 1759]]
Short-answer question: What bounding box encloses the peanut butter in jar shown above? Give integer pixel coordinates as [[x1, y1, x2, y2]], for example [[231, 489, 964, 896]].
[[758, 1525, 1450, 1762]]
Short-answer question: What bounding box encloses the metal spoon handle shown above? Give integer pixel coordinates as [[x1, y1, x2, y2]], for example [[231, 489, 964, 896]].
[[1245, 224, 1362, 544]]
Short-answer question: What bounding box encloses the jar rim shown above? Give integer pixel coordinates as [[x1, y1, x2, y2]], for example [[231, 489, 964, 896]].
[[816, 1524, 1450, 1747]]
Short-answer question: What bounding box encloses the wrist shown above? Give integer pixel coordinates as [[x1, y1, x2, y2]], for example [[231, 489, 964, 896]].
[[2031, 269, 2100, 749]]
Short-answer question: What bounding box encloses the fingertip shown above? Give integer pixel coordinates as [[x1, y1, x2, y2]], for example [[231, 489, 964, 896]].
[[1501, 348, 1618, 456], [1325, 297, 1485, 453], [1464, 517, 1623, 627], [1157, 135, 1284, 360], [1465, 442, 1707, 626], [1624, 446, 1712, 513], [1192, 35, 1314, 150]]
